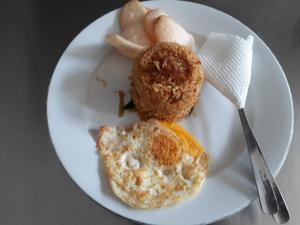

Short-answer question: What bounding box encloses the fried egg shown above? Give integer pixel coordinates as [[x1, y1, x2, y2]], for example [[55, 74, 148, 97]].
[[97, 119, 208, 209]]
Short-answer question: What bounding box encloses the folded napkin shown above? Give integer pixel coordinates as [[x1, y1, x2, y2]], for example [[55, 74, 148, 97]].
[[198, 33, 254, 109]]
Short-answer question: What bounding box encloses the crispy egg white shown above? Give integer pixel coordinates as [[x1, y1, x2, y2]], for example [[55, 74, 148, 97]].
[[97, 119, 208, 209]]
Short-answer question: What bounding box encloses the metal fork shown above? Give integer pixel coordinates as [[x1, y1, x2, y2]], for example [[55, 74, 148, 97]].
[[238, 108, 289, 224]]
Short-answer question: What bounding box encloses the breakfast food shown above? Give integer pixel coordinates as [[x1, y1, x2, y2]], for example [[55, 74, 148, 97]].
[[154, 15, 194, 48], [106, 0, 194, 58], [144, 8, 168, 41], [121, 22, 152, 46], [97, 119, 209, 209], [130, 42, 204, 121], [119, 0, 147, 30], [105, 34, 145, 58]]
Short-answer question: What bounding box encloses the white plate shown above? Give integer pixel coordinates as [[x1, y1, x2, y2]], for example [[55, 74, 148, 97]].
[[47, 1, 294, 225]]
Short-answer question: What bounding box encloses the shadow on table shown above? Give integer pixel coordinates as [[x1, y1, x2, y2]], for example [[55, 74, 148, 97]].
[[212, 199, 260, 225]]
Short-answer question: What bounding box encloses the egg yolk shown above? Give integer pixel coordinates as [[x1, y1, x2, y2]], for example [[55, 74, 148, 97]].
[[160, 121, 205, 157]]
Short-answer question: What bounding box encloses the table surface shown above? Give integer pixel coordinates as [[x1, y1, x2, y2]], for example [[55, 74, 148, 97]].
[[1, 0, 299, 224]]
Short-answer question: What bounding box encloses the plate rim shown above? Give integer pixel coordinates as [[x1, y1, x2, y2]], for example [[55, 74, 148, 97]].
[[47, 1, 294, 224]]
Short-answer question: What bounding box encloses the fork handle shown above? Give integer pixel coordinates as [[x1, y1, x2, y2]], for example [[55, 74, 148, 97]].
[[238, 108, 289, 223]]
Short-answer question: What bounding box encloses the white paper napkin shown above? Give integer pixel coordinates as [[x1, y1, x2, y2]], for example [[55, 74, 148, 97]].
[[198, 33, 254, 109]]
